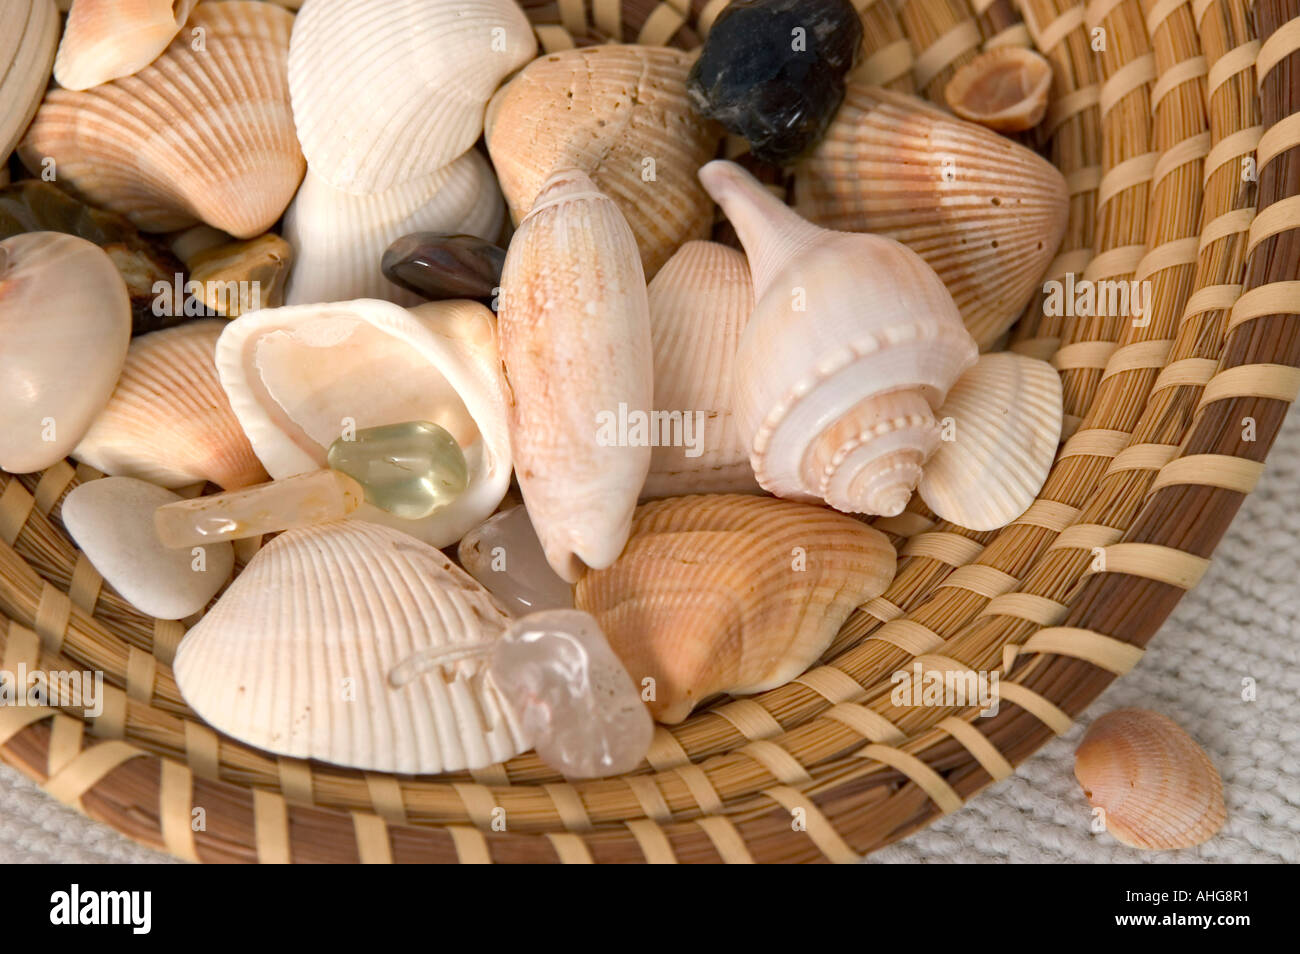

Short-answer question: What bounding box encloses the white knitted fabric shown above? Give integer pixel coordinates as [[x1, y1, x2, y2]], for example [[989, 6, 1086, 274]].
[[2, 406, 1298, 863]]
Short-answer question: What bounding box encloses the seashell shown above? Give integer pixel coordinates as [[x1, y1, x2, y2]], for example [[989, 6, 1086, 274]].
[[575, 494, 897, 723], [945, 47, 1052, 133], [793, 84, 1069, 349], [1075, 708, 1226, 850], [216, 298, 512, 548], [918, 353, 1062, 530], [0, 232, 131, 473], [699, 159, 978, 517], [187, 233, 292, 316], [19, 1, 304, 238], [643, 240, 760, 498], [173, 520, 529, 774], [486, 44, 725, 279], [74, 319, 268, 489], [288, 0, 536, 193], [53, 0, 198, 91], [0, 0, 57, 161], [498, 170, 653, 582], [282, 150, 504, 307]]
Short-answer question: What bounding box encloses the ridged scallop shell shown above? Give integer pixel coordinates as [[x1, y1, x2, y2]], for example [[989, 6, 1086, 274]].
[[54, 0, 198, 91], [486, 45, 724, 279], [1075, 708, 1226, 850], [944, 47, 1053, 132], [0, 0, 57, 160], [794, 84, 1068, 349], [19, 2, 304, 238], [918, 352, 1063, 531], [643, 240, 759, 498], [283, 150, 504, 307], [216, 298, 512, 548], [74, 319, 268, 489], [288, 0, 536, 193], [174, 520, 529, 774], [575, 494, 897, 723]]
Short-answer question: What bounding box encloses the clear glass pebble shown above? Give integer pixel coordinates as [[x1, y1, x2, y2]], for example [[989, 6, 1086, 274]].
[[326, 420, 468, 520], [457, 506, 573, 616]]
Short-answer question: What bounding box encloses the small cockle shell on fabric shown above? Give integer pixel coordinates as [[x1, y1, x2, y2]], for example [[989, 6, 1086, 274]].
[[19, 1, 304, 238], [485, 44, 725, 279], [54, 0, 198, 91], [575, 494, 897, 724], [173, 520, 530, 774], [944, 47, 1053, 133], [0, 0, 57, 162], [918, 352, 1063, 531], [1074, 708, 1226, 850], [288, 0, 536, 193]]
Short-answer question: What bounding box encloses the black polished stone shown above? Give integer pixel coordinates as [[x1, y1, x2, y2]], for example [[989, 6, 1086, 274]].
[[381, 232, 506, 304]]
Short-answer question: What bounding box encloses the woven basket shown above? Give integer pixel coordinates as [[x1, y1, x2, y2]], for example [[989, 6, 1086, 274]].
[[2, 0, 1298, 864]]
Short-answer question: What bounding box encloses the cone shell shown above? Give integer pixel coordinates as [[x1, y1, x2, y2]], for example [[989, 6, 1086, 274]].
[[288, 0, 536, 193], [575, 495, 897, 723], [486, 45, 724, 279], [918, 352, 1062, 531], [20, 2, 305, 238], [283, 150, 504, 307], [0, 0, 57, 160], [944, 47, 1052, 133], [54, 0, 198, 91], [794, 84, 1068, 349], [174, 520, 529, 774], [1075, 708, 1226, 850], [644, 241, 759, 498], [74, 319, 268, 489]]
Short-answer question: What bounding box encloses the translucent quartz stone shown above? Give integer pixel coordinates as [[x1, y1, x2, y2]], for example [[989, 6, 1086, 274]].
[[457, 506, 573, 616], [488, 609, 653, 778], [154, 469, 365, 548], [326, 421, 468, 520]]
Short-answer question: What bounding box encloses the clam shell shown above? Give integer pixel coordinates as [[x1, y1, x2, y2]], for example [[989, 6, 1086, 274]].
[[918, 352, 1063, 531], [0, 0, 57, 161], [288, 0, 536, 193], [215, 298, 512, 548], [575, 494, 897, 723], [19, 1, 304, 238], [945, 47, 1052, 133], [486, 44, 724, 279], [173, 520, 529, 774], [794, 84, 1068, 349], [74, 319, 268, 489], [54, 0, 198, 91], [1075, 708, 1226, 850], [283, 150, 504, 307]]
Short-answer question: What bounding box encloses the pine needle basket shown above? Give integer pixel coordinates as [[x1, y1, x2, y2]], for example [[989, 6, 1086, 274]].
[[2, 0, 1299, 864]]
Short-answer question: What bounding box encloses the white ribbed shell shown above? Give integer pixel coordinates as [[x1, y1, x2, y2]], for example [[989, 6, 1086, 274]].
[[0, 0, 57, 160]]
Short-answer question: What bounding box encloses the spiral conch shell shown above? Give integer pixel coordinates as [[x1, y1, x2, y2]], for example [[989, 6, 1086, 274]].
[[699, 160, 978, 517], [1, 0, 57, 162], [54, 0, 198, 91]]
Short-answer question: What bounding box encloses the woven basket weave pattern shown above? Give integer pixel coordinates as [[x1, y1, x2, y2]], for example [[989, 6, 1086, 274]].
[[1, 0, 1298, 863]]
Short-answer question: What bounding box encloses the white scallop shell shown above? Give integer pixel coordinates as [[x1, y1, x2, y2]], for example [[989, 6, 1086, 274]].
[[54, 0, 198, 91], [0, 0, 57, 161]]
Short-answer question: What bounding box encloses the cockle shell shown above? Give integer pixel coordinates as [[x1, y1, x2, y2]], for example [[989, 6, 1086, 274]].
[[0, 0, 57, 161], [216, 298, 512, 548], [1075, 708, 1226, 850], [498, 170, 653, 582], [282, 150, 504, 307], [918, 352, 1063, 531], [20, 1, 304, 238], [945, 47, 1053, 133], [0, 232, 130, 473], [794, 84, 1069, 349], [643, 240, 759, 498], [74, 320, 268, 489], [575, 494, 897, 723], [288, 0, 536, 193], [699, 159, 978, 518], [174, 520, 529, 774], [54, 0, 198, 91], [485, 44, 725, 279]]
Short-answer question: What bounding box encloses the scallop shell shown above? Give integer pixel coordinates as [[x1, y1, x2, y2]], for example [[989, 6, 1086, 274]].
[[945, 47, 1052, 133], [918, 352, 1063, 530], [215, 298, 512, 548], [73, 319, 268, 489], [794, 84, 1069, 349], [575, 494, 897, 723], [288, 0, 536, 193], [173, 520, 529, 774], [19, 1, 304, 238], [498, 170, 653, 582], [53, 0, 198, 91], [0, 0, 57, 161], [486, 44, 725, 279], [282, 150, 504, 307], [1075, 708, 1226, 850], [643, 240, 759, 498]]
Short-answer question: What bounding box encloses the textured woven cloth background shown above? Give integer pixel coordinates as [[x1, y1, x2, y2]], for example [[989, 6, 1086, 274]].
[[2, 405, 1297, 864]]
